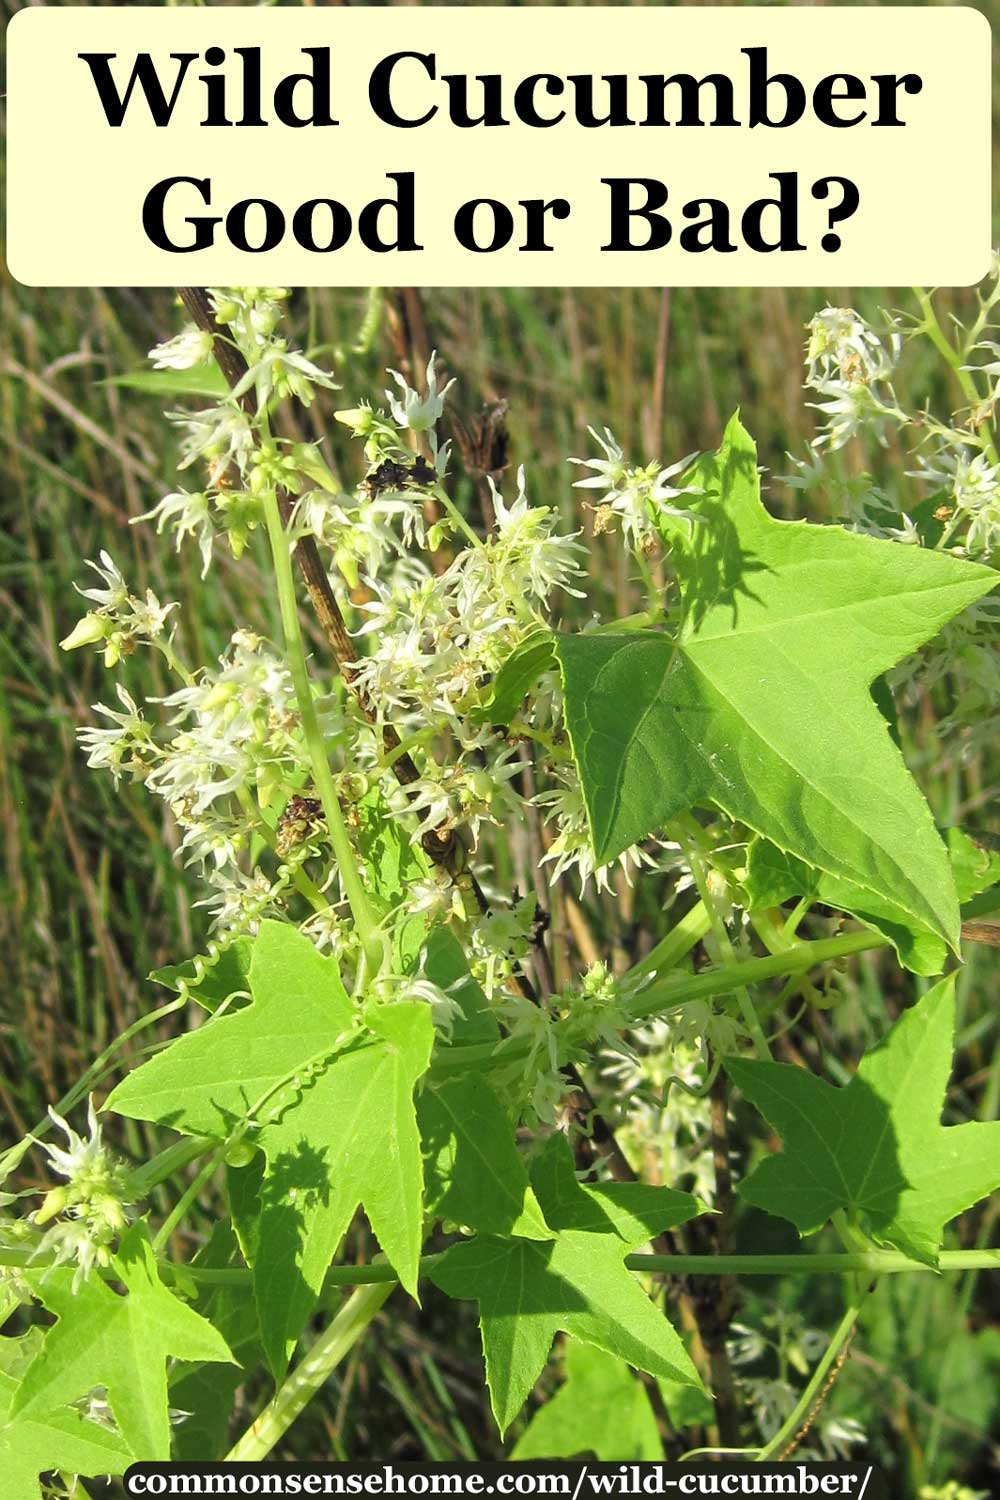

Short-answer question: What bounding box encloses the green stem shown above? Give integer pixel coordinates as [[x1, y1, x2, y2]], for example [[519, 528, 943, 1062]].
[[225, 1280, 393, 1460], [8, 1245, 993, 1287], [261, 490, 383, 974], [434, 928, 889, 1079], [628, 929, 890, 1023], [0, 997, 186, 1186], [432, 484, 483, 550], [128, 1136, 216, 1199], [628, 900, 712, 983], [754, 1281, 871, 1460], [152, 1147, 224, 1254], [914, 288, 999, 464], [676, 826, 772, 1061], [154, 635, 196, 687]]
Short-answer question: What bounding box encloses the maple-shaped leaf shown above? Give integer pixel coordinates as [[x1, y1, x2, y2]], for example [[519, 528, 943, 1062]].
[[555, 414, 995, 962], [727, 976, 1000, 1264], [108, 921, 434, 1375], [429, 1137, 703, 1433], [15, 1225, 232, 1461]]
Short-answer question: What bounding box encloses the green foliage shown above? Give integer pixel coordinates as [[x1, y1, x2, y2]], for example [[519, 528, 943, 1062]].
[[150, 938, 254, 1013], [742, 826, 1000, 974], [8, 273, 1000, 1489], [108, 922, 434, 1373], [419, 1077, 551, 1240], [431, 1138, 702, 1433], [15, 1225, 232, 1461], [555, 416, 994, 970], [511, 1341, 663, 1461], [728, 977, 1000, 1263], [0, 1366, 133, 1500]]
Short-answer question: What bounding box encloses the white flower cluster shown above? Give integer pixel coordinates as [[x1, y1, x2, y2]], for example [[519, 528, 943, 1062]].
[[804, 306, 903, 452], [31, 1099, 132, 1288], [59, 552, 176, 667], [913, 444, 1000, 556], [142, 288, 339, 575], [570, 427, 700, 554], [79, 629, 325, 931]]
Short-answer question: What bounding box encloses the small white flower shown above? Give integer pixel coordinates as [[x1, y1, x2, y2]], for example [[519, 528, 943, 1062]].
[[135, 490, 215, 576], [36, 1098, 105, 1182], [809, 380, 903, 452], [76, 551, 129, 613], [62, 555, 177, 665], [386, 352, 455, 432], [570, 428, 700, 552], [805, 307, 899, 391], [196, 867, 279, 935], [78, 686, 153, 786], [171, 403, 255, 479], [148, 325, 214, 371], [234, 341, 339, 411]]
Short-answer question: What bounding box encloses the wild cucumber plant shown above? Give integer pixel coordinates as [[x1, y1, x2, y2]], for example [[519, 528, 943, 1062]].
[[3, 277, 1000, 1490]]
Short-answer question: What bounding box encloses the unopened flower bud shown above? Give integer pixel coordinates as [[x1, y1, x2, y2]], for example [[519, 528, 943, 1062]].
[[34, 1186, 69, 1226], [60, 613, 107, 652]]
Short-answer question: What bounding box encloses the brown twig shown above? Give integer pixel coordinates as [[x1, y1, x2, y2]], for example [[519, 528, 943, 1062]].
[[684, 1066, 741, 1444], [385, 288, 509, 539]]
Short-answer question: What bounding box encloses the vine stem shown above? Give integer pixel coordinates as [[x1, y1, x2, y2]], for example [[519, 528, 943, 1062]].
[[676, 828, 772, 1062], [432, 928, 891, 1078], [7, 1246, 995, 1284], [225, 1281, 394, 1461], [0, 996, 186, 1186], [261, 489, 383, 975], [914, 287, 999, 465], [754, 1280, 871, 1461]]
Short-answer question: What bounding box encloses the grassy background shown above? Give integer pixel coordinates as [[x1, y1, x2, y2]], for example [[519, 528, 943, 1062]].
[[2, 0, 1000, 1489]]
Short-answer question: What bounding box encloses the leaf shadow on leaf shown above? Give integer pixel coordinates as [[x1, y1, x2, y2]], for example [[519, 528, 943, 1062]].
[[258, 1138, 331, 1221], [670, 439, 771, 633], [418, 1096, 452, 1216], [477, 1238, 593, 1315], [251, 1137, 334, 1349]]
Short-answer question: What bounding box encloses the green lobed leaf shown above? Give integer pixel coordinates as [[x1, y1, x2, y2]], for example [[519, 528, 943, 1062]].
[[15, 1224, 233, 1461], [554, 414, 996, 964], [727, 976, 1000, 1263], [510, 1340, 663, 1461], [249, 996, 433, 1373], [109, 922, 434, 1375], [0, 1356, 134, 1500], [418, 1076, 551, 1240], [430, 1137, 703, 1433]]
